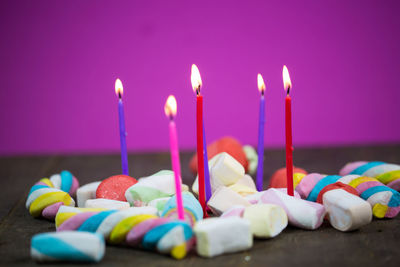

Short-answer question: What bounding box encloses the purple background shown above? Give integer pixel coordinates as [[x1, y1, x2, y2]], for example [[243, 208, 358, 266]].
[[0, 0, 399, 156]]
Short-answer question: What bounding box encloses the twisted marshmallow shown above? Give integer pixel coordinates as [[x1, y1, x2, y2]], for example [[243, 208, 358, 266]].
[[31, 231, 105, 263], [55, 206, 194, 259], [26, 171, 79, 219], [340, 161, 400, 191], [296, 173, 400, 218]]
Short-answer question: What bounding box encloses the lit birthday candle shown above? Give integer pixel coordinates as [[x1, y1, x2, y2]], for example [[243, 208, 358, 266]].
[[283, 66, 294, 196], [115, 78, 129, 175], [164, 95, 184, 220], [256, 73, 266, 191], [191, 64, 207, 216]]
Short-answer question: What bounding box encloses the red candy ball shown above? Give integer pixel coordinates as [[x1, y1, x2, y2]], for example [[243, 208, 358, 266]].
[[96, 175, 137, 201], [269, 167, 307, 188]]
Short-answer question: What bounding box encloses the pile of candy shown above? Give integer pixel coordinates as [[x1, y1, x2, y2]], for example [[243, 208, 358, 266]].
[[26, 138, 400, 262]]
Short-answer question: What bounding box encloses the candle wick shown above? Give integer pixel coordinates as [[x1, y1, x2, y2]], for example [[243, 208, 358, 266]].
[[196, 87, 201, 95], [286, 86, 291, 95], [169, 114, 174, 121], [118, 92, 122, 99]]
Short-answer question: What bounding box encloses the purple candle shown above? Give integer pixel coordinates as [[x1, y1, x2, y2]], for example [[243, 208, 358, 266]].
[[115, 78, 129, 175], [256, 74, 266, 191], [203, 120, 211, 202]]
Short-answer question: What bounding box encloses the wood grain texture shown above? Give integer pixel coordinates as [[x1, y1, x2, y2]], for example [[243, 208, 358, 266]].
[[0, 145, 399, 266]]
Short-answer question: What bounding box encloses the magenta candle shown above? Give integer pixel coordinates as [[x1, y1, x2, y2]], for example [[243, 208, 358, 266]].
[[256, 74, 266, 191], [164, 95, 184, 220], [115, 78, 129, 176]]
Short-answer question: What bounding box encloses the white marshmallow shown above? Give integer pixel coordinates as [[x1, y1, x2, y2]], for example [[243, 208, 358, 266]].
[[207, 186, 251, 215], [84, 198, 130, 210], [243, 204, 288, 238], [194, 217, 252, 258], [259, 188, 325, 230], [211, 152, 245, 186], [192, 153, 225, 195], [245, 189, 300, 204], [76, 181, 101, 208], [235, 174, 256, 190], [323, 189, 372, 231]]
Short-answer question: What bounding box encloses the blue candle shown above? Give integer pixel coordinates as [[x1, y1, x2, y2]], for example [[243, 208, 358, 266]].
[[115, 78, 129, 175], [203, 119, 211, 202], [256, 74, 266, 191]]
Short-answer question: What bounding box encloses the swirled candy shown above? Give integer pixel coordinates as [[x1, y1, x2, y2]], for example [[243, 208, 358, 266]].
[[340, 161, 400, 191], [56, 207, 193, 259], [296, 173, 395, 221], [26, 171, 79, 219], [161, 192, 203, 226], [337, 174, 400, 218], [31, 231, 105, 263]]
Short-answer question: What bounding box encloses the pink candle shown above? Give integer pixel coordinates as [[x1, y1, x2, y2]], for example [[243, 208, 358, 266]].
[[164, 95, 184, 220]]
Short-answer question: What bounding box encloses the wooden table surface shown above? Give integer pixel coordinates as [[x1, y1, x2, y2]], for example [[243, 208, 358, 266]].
[[0, 145, 399, 266]]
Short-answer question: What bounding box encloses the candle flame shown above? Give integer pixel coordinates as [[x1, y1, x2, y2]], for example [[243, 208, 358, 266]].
[[282, 65, 292, 93], [191, 64, 202, 94], [164, 95, 177, 118], [257, 73, 266, 94], [115, 78, 123, 98]]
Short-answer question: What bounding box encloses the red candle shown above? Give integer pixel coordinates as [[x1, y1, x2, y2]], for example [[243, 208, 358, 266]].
[[283, 65, 294, 196], [191, 64, 207, 216]]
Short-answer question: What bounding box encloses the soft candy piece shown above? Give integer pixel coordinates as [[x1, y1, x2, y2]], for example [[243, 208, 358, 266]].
[[31, 231, 105, 262], [340, 161, 400, 191], [49, 171, 80, 196], [220, 205, 246, 218], [269, 166, 307, 189], [260, 188, 325, 230], [85, 198, 130, 210], [316, 182, 359, 204], [191, 153, 225, 195], [295, 173, 326, 199], [56, 206, 157, 230], [295, 174, 374, 230], [125, 170, 188, 207], [142, 220, 194, 259], [243, 204, 287, 238], [192, 153, 246, 195], [235, 174, 257, 190], [77, 181, 101, 208], [26, 172, 79, 220], [211, 152, 245, 185], [296, 173, 400, 219], [148, 197, 171, 215], [161, 192, 203, 226], [228, 183, 257, 197], [194, 217, 252, 258], [96, 175, 137, 201], [339, 175, 400, 218], [245, 189, 300, 204], [189, 136, 249, 174], [229, 174, 257, 197], [207, 186, 251, 215], [56, 208, 193, 259], [243, 145, 258, 175], [323, 189, 372, 231]]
